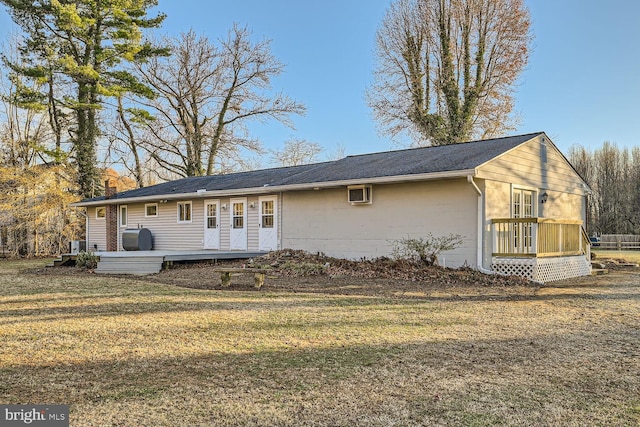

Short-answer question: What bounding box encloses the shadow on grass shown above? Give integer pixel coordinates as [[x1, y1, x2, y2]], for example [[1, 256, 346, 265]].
[[1, 330, 638, 426], [2, 275, 640, 326], [2, 266, 639, 424]]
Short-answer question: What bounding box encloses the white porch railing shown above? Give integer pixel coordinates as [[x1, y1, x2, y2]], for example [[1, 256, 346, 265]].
[[491, 218, 590, 259]]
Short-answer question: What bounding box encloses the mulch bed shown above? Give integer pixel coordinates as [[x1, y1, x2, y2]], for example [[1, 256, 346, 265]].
[[141, 249, 537, 296], [28, 249, 556, 297]]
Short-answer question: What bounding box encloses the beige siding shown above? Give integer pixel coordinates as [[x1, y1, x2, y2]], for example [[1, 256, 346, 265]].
[[540, 190, 585, 220], [478, 136, 587, 196], [484, 180, 511, 219], [247, 197, 259, 251], [121, 199, 204, 250], [281, 179, 478, 268], [97, 196, 268, 252], [480, 135, 587, 224], [220, 199, 231, 250], [87, 206, 107, 251], [484, 179, 585, 222], [480, 137, 588, 269]]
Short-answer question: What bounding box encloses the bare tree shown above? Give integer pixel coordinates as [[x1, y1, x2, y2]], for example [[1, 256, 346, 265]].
[[568, 144, 597, 234], [570, 142, 640, 236], [271, 138, 323, 166], [368, 0, 532, 146], [135, 26, 305, 177], [103, 92, 157, 188], [325, 143, 347, 161], [0, 55, 79, 256]]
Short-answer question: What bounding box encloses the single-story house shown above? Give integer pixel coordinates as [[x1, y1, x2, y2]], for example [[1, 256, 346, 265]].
[[72, 132, 592, 282]]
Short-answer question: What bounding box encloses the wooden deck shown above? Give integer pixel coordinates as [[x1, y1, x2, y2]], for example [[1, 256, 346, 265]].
[[94, 250, 268, 275]]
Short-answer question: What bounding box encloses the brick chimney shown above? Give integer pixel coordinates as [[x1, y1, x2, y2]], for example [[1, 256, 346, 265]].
[[105, 179, 118, 252]]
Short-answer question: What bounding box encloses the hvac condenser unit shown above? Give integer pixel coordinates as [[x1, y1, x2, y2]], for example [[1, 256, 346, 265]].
[[70, 240, 86, 254]]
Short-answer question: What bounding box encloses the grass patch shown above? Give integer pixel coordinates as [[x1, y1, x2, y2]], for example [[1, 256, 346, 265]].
[[1, 260, 639, 426], [594, 249, 640, 264]]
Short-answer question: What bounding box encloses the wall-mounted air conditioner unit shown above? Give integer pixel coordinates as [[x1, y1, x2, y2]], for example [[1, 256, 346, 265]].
[[347, 185, 372, 205]]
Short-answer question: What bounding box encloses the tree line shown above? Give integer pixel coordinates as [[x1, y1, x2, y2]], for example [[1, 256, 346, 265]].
[[569, 142, 640, 236]]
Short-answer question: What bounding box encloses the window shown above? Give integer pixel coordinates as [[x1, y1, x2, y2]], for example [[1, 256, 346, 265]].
[[120, 206, 128, 227], [512, 189, 534, 219], [145, 203, 158, 218], [232, 202, 244, 229], [178, 201, 192, 223], [96, 207, 106, 219], [206, 203, 217, 229], [261, 200, 274, 228], [512, 188, 535, 251]]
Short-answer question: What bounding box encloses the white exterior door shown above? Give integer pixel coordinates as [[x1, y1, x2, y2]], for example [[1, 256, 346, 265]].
[[258, 196, 278, 251], [229, 198, 247, 250], [203, 200, 220, 249], [513, 189, 535, 252]]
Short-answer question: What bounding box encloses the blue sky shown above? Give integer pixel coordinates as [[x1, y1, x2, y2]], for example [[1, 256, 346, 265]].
[[1, 0, 639, 157]]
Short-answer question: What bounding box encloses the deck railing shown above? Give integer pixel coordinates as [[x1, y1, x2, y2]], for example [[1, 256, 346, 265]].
[[491, 218, 590, 258]]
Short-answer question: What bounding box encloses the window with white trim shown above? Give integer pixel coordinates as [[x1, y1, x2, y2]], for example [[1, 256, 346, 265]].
[[512, 188, 535, 251], [120, 206, 128, 227], [512, 189, 535, 219], [232, 202, 244, 229], [261, 200, 274, 228], [145, 203, 158, 218], [178, 201, 192, 223], [96, 207, 106, 219]]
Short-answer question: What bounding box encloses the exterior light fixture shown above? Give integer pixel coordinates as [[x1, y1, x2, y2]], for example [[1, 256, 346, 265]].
[[540, 192, 549, 204]]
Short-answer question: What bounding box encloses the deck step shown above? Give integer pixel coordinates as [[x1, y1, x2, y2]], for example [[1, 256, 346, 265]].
[[96, 256, 164, 275], [617, 262, 639, 267], [52, 254, 77, 267]]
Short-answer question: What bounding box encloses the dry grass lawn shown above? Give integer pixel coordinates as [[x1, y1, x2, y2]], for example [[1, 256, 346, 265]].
[[1, 259, 639, 426], [594, 249, 640, 265]]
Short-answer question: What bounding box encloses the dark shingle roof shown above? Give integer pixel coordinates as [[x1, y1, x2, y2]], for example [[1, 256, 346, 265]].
[[78, 132, 542, 204]]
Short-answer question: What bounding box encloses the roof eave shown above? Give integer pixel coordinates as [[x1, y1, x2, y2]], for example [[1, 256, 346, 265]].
[[70, 169, 476, 207]]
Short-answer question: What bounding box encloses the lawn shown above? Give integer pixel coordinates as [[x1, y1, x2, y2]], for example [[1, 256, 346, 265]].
[[1, 260, 639, 426], [594, 249, 640, 265]]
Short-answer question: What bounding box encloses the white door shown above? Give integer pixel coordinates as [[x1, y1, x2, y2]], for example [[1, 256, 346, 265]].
[[229, 198, 247, 250], [203, 200, 220, 249], [513, 189, 534, 252], [258, 196, 278, 251]]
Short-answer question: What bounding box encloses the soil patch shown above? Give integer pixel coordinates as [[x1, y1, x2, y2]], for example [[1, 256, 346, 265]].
[[142, 250, 538, 298], [34, 249, 640, 298]]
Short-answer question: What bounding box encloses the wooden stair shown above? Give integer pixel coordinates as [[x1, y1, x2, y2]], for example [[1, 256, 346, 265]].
[[96, 255, 164, 275], [52, 254, 77, 267], [590, 261, 608, 276]]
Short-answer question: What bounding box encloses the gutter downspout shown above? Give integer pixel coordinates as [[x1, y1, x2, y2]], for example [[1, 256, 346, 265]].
[[279, 191, 283, 250], [467, 175, 493, 274]]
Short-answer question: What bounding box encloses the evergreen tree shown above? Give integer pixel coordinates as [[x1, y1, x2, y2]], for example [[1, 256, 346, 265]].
[[1, 0, 166, 197]]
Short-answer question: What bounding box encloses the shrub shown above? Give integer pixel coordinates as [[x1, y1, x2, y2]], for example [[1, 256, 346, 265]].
[[391, 233, 464, 266], [76, 251, 99, 269]]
